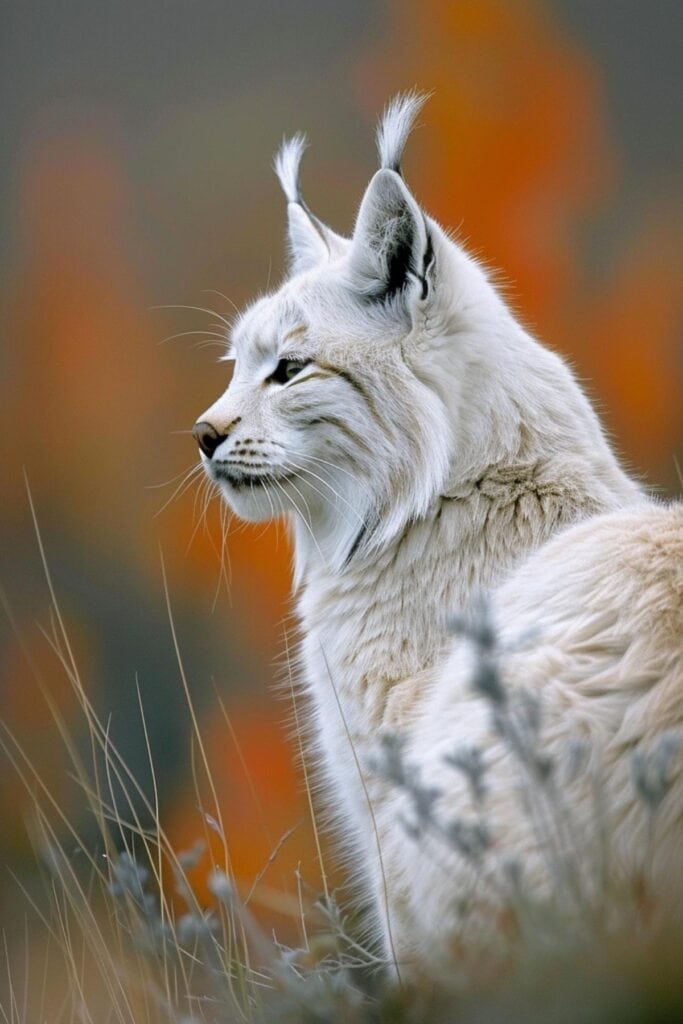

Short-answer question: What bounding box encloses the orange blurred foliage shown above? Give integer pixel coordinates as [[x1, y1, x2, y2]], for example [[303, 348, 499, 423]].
[[356, 0, 616, 326]]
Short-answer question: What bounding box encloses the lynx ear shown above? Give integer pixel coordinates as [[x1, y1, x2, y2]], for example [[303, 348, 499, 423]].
[[274, 134, 347, 275], [349, 91, 433, 302], [285, 202, 328, 274], [349, 169, 432, 301]]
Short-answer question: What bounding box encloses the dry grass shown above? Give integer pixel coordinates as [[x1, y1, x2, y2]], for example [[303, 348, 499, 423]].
[[1, 497, 682, 1023]]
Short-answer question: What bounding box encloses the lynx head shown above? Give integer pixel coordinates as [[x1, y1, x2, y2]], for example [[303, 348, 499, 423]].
[[193, 93, 491, 579]]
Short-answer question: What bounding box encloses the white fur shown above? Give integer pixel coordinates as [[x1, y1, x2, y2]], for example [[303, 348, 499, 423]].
[[378, 502, 683, 978], [376, 90, 430, 172], [273, 132, 308, 204], [274, 134, 348, 274], [194, 96, 681, 980]]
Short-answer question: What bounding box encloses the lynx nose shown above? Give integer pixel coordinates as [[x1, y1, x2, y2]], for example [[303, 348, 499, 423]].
[[192, 420, 226, 459]]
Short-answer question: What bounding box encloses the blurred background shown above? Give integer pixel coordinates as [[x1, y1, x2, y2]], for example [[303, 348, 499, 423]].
[[1, 0, 681, 978]]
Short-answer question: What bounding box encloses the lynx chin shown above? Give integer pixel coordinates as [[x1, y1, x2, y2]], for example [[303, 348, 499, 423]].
[[192, 94, 683, 981]]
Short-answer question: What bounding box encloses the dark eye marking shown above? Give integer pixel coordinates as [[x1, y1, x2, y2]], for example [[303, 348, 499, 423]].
[[300, 415, 373, 454], [266, 358, 312, 385], [285, 369, 332, 388], [314, 362, 384, 427]]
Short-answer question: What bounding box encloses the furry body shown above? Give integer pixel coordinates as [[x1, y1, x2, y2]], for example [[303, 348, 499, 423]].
[[376, 502, 683, 978], [193, 95, 681, 979]]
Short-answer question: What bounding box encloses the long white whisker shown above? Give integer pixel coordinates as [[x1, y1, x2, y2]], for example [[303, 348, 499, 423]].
[[147, 462, 202, 490], [282, 460, 365, 527], [201, 474, 216, 527], [185, 476, 214, 554], [192, 472, 209, 521], [283, 466, 341, 524], [203, 288, 241, 317], [170, 464, 208, 509], [283, 447, 367, 489], [154, 463, 204, 517], [212, 499, 233, 611], [283, 473, 315, 530], [150, 303, 233, 328], [262, 471, 278, 521], [157, 329, 227, 347], [184, 477, 206, 554], [197, 474, 215, 530], [193, 339, 231, 352], [270, 476, 326, 567]]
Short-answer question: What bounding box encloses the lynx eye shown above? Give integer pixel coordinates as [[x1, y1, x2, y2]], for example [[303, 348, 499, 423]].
[[267, 358, 311, 385]]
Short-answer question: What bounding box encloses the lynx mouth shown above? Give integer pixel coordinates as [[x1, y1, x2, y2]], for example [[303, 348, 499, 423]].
[[211, 464, 295, 491]]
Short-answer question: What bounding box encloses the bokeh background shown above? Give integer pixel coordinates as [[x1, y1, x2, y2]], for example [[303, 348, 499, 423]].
[[1, 0, 681, 983]]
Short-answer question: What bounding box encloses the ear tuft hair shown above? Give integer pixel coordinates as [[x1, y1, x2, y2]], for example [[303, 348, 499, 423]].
[[274, 133, 308, 204], [376, 90, 430, 174]]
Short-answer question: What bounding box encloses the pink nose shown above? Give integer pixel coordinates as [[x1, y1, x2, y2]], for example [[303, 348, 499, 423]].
[[192, 421, 226, 458]]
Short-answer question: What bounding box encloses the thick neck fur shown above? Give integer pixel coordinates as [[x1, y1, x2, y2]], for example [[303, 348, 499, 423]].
[[294, 246, 642, 757]]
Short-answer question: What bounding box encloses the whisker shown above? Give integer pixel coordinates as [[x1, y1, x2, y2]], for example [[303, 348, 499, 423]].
[[282, 460, 365, 529], [279, 447, 367, 489], [153, 464, 204, 517], [186, 476, 216, 554], [195, 474, 213, 524], [149, 303, 233, 328], [270, 475, 326, 566], [284, 474, 315, 529], [192, 339, 231, 352], [146, 461, 201, 489], [262, 470, 278, 522], [203, 288, 241, 317], [212, 499, 233, 611], [192, 472, 207, 521], [157, 329, 227, 347], [200, 474, 216, 527]]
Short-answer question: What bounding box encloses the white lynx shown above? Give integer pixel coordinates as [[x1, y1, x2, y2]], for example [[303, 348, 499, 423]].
[[192, 95, 682, 980]]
